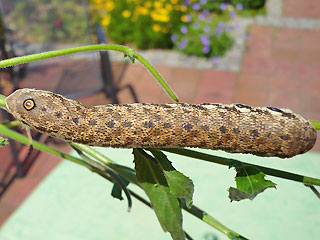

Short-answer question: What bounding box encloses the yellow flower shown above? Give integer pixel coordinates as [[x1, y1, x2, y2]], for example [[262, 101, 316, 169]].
[[122, 10, 131, 18], [165, 3, 173, 11], [154, 1, 162, 8], [171, 0, 178, 4], [101, 15, 110, 26], [152, 24, 161, 32], [136, 6, 149, 15], [94, 0, 102, 4], [180, 5, 187, 12], [181, 15, 188, 22], [145, 1, 152, 8], [104, 1, 114, 11]]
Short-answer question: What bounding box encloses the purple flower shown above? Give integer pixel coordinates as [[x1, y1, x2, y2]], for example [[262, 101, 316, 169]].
[[212, 56, 219, 64], [203, 46, 210, 54], [198, 13, 205, 21], [193, 22, 199, 29], [181, 25, 188, 34], [202, 9, 210, 16], [184, 0, 191, 5], [178, 38, 187, 50], [233, 22, 240, 29], [215, 27, 223, 36], [229, 11, 236, 18], [218, 21, 224, 28], [193, 3, 201, 11], [204, 25, 210, 33], [200, 35, 210, 46], [171, 34, 178, 42], [236, 3, 243, 10], [185, 14, 192, 22], [200, 0, 207, 4], [220, 2, 227, 10]]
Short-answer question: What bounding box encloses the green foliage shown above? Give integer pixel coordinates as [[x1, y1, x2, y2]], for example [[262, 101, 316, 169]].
[[228, 165, 277, 201], [134, 149, 186, 240], [0, 136, 8, 146], [230, 0, 266, 9], [91, 0, 185, 49]]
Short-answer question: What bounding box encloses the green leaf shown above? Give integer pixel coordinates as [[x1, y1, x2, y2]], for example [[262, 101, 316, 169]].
[[111, 176, 129, 201], [133, 149, 185, 240], [0, 136, 8, 146], [228, 165, 276, 202], [149, 149, 194, 208]]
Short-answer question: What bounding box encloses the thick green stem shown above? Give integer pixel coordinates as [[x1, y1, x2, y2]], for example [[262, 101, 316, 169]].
[[162, 148, 320, 186], [0, 44, 178, 102]]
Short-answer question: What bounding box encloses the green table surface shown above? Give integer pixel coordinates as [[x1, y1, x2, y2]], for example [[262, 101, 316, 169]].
[[0, 148, 319, 240]]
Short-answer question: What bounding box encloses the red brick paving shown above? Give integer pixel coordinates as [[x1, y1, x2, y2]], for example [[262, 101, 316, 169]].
[[284, 0, 320, 18], [1, 0, 320, 227]]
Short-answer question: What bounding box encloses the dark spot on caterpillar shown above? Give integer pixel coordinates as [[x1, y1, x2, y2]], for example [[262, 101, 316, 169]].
[[125, 137, 134, 145], [251, 108, 264, 114], [72, 118, 79, 125], [201, 125, 209, 131], [251, 129, 259, 137], [280, 135, 290, 140], [267, 106, 283, 113], [182, 138, 188, 144], [217, 140, 223, 146], [183, 108, 191, 113], [76, 106, 81, 111], [194, 105, 206, 111], [143, 121, 154, 128], [89, 119, 97, 126], [122, 121, 133, 127], [142, 137, 150, 142], [219, 126, 227, 133], [133, 131, 137, 135], [41, 107, 47, 112], [218, 111, 225, 118], [163, 122, 172, 128], [183, 123, 193, 131], [106, 120, 115, 128], [55, 112, 62, 118], [164, 137, 172, 145], [233, 128, 240, 134], [282, 112, 296, 119], [236, 104, 251, 109], [163, 104, 173, 108], [201, 103, 211, 105], [155, 114, 162, 121], [143, 107, 151, 113], [114, 113, 121, 121]]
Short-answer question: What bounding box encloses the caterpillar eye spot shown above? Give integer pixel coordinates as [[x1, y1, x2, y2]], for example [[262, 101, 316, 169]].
[[23, 99, 35, 111]]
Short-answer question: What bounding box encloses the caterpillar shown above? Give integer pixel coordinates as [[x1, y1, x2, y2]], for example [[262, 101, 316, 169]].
[[4, 88, 317, 158]]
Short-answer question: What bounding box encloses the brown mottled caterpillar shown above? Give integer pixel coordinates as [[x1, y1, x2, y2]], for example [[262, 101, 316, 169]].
[[5, 88, 317, 158]]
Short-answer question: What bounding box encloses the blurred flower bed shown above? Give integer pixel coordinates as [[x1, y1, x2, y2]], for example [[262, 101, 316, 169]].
[[2, 0, 89, 44], [90, 0, 266, 60]]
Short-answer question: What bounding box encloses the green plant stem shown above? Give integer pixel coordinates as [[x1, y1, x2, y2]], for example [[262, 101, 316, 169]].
[[70, 142, 138, 185], [0, 93, 5, 109], [162, 148, 320, 186], [0, 44, 178, 102], [188, 205, 248, 240]]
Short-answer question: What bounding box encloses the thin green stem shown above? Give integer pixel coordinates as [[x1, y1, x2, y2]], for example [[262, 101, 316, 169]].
[[0, 93, 5, 109], [162, 148, 320, 186], [188, 205, 248, 240], [0, 44, 178, 102], [70, 142, 138, 184]]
